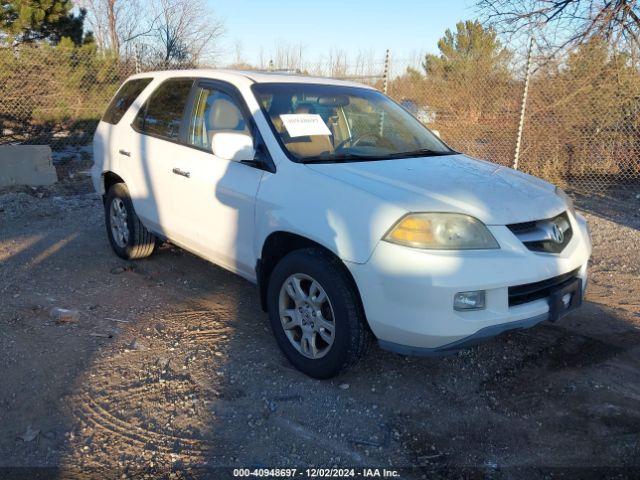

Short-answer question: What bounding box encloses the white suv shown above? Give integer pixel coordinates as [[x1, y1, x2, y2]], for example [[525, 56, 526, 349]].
[[92, 70, 592, 378]]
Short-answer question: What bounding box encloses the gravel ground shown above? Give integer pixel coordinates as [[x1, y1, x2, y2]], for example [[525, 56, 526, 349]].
[[0, 162, 639, 479]]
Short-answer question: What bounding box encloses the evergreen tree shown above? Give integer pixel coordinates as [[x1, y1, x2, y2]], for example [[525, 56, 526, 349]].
[[0, 0, 91, 45], [423, 20, 510, 79]]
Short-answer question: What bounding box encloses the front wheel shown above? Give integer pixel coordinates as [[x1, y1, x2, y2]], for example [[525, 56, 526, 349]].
[[104, 183, 156, 260], [267, 248, 370, 378]]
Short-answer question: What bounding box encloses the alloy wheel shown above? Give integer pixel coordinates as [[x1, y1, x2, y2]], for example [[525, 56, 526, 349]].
[[109, 198, 130, 248], [278, 273, 336, 359]]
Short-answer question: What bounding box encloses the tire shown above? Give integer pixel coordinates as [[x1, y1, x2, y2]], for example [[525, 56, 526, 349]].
[[104, 183, 156, 260], [267, 247, 370, 378]]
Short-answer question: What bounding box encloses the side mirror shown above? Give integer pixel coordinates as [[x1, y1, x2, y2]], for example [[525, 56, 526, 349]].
[[211, 132, 255, 162]]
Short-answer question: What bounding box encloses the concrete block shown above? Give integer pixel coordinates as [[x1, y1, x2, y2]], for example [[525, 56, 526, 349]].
[[0, 145, 58, 188]]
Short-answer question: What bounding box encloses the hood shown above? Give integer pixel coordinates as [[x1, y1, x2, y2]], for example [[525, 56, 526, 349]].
[[306, 154, 565, 225]]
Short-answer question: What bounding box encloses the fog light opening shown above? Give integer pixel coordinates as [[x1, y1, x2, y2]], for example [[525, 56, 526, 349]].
[[454, 291, 486, 311]]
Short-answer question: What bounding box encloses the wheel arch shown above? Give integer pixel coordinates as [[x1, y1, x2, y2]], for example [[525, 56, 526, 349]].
[[102, 171, 125, 198], [257, 231, 366, 320]]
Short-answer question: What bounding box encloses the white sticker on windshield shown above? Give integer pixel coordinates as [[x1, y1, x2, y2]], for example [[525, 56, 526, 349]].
[[280, 114, 332, 138]]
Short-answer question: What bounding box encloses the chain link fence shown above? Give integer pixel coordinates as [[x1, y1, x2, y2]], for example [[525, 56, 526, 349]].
[[0, 46, 134, 149], [1, 44, 638, 199], [388, 47, 640, 199]]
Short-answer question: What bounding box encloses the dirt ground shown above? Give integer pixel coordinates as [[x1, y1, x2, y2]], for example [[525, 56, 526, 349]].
[[1, 154, 639, 479]]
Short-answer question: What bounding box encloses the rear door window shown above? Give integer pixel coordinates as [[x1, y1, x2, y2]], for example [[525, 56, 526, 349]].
[[102, 78, 152, 125], [134, 78, 194, 140]]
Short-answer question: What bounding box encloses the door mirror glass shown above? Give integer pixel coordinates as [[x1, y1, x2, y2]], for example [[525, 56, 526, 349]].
[[211, 132, 255, 162]]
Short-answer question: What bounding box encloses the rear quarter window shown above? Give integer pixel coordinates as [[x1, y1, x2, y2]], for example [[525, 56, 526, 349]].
[[102, 78, 153, 125]]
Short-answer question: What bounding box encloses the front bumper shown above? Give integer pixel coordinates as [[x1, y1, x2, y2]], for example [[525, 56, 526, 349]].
[[378, 312, 550, 356], [346, 212, 592, 355]]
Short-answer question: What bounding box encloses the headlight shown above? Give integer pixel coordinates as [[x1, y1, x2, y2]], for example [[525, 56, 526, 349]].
[[555, 186, 576, 217], [384, 213, 499, 250]]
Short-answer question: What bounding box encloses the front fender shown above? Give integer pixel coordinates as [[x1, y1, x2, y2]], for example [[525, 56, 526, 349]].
[[254, 163, 406, 264]]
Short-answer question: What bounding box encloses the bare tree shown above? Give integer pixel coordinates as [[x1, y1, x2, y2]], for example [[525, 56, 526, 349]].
[[351, 49, 380, 78], [478, 0, 640, 49], [270, 41, 305, 72], [327, 49, 348, 77], [233, 39, 244, 65], [226, 38, 254, 70], [148, 0, 224, 66], [78, 0, 143, 53]]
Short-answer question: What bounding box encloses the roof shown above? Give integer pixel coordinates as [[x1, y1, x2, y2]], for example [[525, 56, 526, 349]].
[[128, 68, 375, 90]]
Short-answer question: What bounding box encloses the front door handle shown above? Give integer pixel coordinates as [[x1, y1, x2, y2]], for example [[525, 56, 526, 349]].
[[119, 149, 131, 157], [172, 167, 190, 178]]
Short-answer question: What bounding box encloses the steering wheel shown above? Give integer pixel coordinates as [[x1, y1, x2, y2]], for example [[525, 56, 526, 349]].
[[335, 131, 394, 151]]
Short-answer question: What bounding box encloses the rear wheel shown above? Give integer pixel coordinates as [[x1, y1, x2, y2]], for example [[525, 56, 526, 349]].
[[267, 248, 370, 378], [105, 183, 156, 260]]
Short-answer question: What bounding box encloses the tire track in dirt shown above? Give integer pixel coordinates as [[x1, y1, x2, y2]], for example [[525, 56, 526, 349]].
[[73, 393, 212, 455], [65, 308, 240, 463]]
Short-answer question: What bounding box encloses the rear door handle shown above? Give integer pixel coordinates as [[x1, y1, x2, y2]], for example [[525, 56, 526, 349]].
[[172, 167, 190, 178], [118, 149, 131, 157]]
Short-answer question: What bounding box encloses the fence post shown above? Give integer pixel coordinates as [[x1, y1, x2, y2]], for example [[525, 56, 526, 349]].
[[380, 49, 391, 136], [134, 43, 141, 74], [513, 37, 533, 170], [382, 49, 390, 94]]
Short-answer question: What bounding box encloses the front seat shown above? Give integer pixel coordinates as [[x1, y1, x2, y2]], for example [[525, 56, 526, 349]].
[[285, 105, 334, 158], [207, 96, 248, 146]]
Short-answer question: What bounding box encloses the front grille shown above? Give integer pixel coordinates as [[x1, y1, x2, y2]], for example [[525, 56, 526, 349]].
[[508, 220, 536, 234], [507, 212, 573, 254], [508, 268, 580, 307]]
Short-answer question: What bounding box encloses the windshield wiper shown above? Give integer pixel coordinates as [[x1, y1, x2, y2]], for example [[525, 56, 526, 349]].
[[300, 152, 383, 164], [386, 148, 456, 159], [299, 148, 457, 164]]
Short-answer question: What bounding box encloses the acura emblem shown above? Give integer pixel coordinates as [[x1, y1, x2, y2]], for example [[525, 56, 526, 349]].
[[551, 223, 565, 244]]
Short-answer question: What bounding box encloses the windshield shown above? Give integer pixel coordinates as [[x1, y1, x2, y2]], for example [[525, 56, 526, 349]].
[[252, 83, 454, 163]]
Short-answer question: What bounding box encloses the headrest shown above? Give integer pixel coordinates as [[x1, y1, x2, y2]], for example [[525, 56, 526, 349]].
[[294, 104, 315, 114], [209, 98, 242, 130]]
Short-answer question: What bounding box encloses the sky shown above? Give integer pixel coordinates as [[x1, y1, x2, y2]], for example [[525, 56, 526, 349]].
[[212, 0, 475, 70]]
